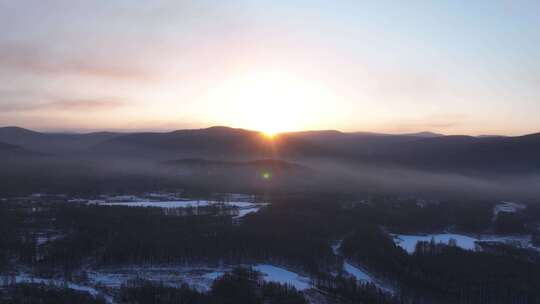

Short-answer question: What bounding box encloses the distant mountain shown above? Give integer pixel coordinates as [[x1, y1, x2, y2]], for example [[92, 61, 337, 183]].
[[2, 125, 540, 175], [444, 133, 540, 173], [285, 130, 442, 155], [329, 133, 540, 174], [402, 131, 444, 138], [89, 126, 540, 174], [286, 130, 443, 139], [0, 126, 122, 153], [92, 126, 325, 160], [286, 130, 540, 173], [476, 135, 506, 138]]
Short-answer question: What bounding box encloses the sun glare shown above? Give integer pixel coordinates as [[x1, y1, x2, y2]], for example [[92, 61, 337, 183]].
[[204, 70, 338, 135], [262, 130, 276, 138]]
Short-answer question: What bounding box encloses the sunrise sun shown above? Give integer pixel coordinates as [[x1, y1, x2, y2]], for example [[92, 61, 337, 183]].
[[204, 70, 338, 135]]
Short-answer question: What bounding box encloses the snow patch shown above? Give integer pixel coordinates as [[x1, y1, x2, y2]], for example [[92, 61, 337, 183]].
[[393, 234, 479, 253], [88, 266, 227, 292], [332, 240, 393, 293], [12, 273, 113, 303], [94, 200, 267, 219], [234, 207, 263, 218], [493, 201, 526, 220], [253, 265, 311, 290], [343, 262, 373, 283], [393, 233, 534, 253], [97, 200, 213, 208]]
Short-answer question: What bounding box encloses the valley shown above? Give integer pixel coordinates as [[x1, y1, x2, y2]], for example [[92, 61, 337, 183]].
[[2, 190, 539, 303]]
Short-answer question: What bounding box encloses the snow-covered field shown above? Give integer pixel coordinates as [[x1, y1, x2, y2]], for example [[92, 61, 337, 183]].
[[12, 192, 268, 219], [10, 273, 114, 303], [253, 264, 311, 290], [97, 200, 213, 208], [392, 233, 534, 253], [393, 233, 478, 253], [4, 261, 406, 303], [2, 264, 311, 304], [87, 266, 227, 292], [92, 199, 268, 218], [88, 264, 310, 291]]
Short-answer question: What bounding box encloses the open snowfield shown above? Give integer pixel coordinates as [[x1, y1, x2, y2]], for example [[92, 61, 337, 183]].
[[3, 264, 313, 302], [97, 200, 213, 208], [90, 264, 311, 290], [93, 199, 268, 218], [253, 264, 311, 290], [393, 233, 534, 253], [3, 267, 232, 304], [88, 264, 312, 292], [88, 266, 228, 292], [10, 274, 114, 303]]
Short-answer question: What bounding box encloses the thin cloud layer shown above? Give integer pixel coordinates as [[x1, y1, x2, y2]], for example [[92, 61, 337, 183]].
[[0, 99, 126, 113], [0, 1, 539, 135], [0, 43, 151, 80]]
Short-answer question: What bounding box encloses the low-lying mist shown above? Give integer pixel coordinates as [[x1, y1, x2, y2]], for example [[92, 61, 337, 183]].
[[1, 154, 539, 203], [300, 158, 540, 202]]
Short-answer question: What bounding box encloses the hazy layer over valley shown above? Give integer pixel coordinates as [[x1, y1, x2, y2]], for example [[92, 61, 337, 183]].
[[0, 126, 539, 201]]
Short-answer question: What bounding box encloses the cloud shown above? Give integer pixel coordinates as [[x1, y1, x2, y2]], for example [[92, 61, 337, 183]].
[[48, 99, 126, 111], [0, 99, 126, 113], [0, 42, 151, 80]]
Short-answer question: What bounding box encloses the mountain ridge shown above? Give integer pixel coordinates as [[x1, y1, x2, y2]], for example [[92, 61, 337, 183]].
[[1, 126, 539, 174]]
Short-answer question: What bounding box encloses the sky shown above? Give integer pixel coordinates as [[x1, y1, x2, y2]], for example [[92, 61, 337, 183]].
[[0, 0, 539, 135]]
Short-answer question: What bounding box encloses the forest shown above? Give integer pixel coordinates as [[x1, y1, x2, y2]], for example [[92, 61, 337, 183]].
[[1, 193, 540, 304]]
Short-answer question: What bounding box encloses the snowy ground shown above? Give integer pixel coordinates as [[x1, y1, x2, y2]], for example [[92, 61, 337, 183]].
[[253, 264, 311, 290], [9, 273, 114, 304], [3, 264, 312, 303], [92, 200, 268, 218], [343, 262, 374, 283], [493, 201, 526, 220], [234, 207, 263, 218], [2, 264, 313, 302], [87, 266, 228, 292], [332, 240, 374, 283], [2, 267, 232, 303], [88, 264, 310, 291], [12, 192, 268, 219], [332, 240, 393, 293], [97, 200, 213, 208], [392, 233, 534, 253]]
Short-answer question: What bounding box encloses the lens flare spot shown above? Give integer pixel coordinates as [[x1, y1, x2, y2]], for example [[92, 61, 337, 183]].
[[261, 171, 272, 180]]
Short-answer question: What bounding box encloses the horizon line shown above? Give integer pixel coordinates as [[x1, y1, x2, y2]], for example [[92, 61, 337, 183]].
[[2, 124, 538, 138]]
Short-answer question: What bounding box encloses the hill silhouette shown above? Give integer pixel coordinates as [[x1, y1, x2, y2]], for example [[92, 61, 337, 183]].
[[1, 125, 539, 174]]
